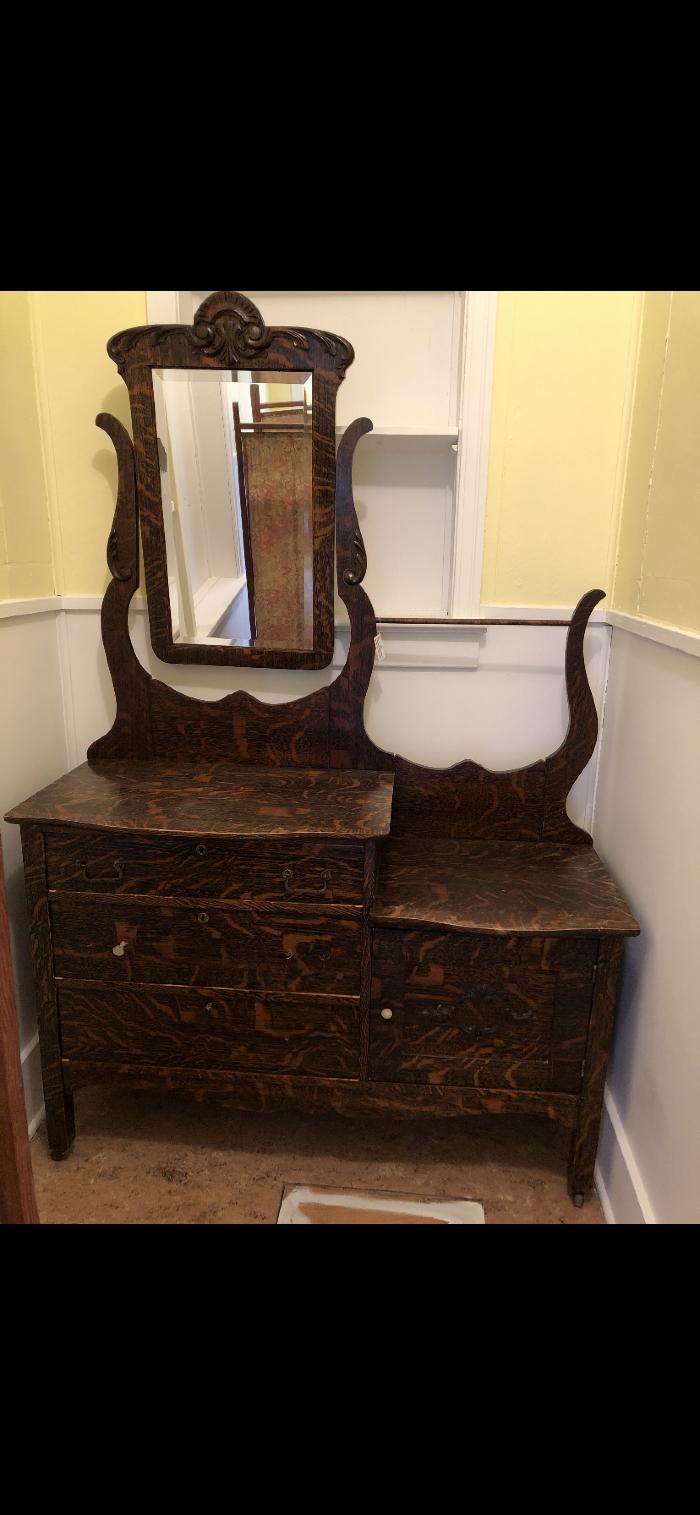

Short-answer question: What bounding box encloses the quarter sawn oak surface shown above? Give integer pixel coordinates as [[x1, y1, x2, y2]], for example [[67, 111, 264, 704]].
[[7, 761, 395, 841], [372, 839, 640, 937]]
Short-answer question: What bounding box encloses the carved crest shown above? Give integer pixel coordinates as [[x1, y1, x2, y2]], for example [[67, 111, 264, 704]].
[[107, 291, 355, 376]]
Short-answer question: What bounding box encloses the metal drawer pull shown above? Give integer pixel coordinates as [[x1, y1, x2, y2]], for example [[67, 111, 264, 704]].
[[282, 866, 332, 897], [380, 1007, 393, 1021], [195, 844, 208, 857], [84, 858, 124, 882], [113, 940, 128, 958], [197, 911, 209, 924], [205, 1002, 215, 1012]]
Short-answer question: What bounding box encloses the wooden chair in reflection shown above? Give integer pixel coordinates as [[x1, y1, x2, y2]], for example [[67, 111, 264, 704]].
[[232, 389, 313, 650], [250, 383, 311, 429]]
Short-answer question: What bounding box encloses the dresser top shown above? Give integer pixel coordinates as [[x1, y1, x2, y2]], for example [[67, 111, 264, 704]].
[[5, 761, 395, 841], [373, 838, 640, 937]]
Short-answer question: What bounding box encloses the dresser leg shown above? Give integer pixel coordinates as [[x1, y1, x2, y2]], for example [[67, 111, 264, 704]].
[[567, 1130, 593, 1205], [567, 936, 625, 1207], [20, 827, 77, 1160], [46, 1091, 75, 1161]]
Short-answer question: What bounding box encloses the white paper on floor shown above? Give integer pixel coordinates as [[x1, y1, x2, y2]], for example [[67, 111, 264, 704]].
[[276, 1184, 485, 1224]]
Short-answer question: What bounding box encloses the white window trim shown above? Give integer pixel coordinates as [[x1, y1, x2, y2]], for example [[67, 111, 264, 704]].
[[146, 290, 498, 619], [450, 291, 498, 615]]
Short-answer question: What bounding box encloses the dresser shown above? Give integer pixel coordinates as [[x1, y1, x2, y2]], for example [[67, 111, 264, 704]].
[[7, 761, 638, 1204], [4, 296, 640, 1207]]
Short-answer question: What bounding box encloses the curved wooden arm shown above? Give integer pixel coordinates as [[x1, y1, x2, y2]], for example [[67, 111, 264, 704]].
[[543, 587, 606, 843], [88, 414, 153, 760]]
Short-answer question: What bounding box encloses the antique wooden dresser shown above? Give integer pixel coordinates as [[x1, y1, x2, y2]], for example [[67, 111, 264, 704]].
[[5, 295, 639, 1206]]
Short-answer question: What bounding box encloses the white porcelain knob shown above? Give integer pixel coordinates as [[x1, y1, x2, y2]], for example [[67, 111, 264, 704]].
[[380, 1007, 393, 1021]]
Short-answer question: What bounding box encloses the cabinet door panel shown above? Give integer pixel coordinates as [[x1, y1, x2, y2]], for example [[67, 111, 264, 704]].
[[370, 928, 596, 1090]]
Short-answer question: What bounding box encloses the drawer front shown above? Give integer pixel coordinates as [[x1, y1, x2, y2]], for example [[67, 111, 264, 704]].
[[370, 929, 597, 1091], [45, 828, 364, 906], [58, 985, 359, 1078], [51, 898, 362, 994]]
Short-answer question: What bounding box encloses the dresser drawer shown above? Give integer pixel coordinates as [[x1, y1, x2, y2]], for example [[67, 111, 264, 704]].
[[44, 828, 364, 906], [370, 928, 597, 1091], [50, 898, 362, 994], [58, 984, 360, 1078]]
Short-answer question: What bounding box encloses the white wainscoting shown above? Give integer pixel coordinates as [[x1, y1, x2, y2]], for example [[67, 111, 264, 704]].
[[593, 627, 700, 1223], [0, 610, 70, 1134], [63, 606, 610, 837]]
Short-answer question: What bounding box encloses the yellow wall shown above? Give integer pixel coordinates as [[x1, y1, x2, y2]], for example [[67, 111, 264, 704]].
[[0, 292, 54, 599], [29, 291, 147, 594], [481, 290, 642, 607], [3, 289, 697, 626], [612, 290, 700, 633]]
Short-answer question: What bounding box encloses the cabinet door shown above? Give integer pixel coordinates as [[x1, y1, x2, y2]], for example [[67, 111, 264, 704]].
[[370, 929, 597, 1091]]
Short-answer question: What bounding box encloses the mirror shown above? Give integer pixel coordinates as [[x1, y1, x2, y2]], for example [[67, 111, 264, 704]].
[[107, 291, 353, 669], [153, 368, 314, 650]]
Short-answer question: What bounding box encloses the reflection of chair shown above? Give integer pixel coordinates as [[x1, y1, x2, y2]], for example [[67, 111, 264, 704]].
[[250, 384, 310, 429], [233, 399, 313, 649]]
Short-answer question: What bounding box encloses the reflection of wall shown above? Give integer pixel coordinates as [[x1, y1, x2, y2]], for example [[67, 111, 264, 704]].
[[157, 374, 245, 636]]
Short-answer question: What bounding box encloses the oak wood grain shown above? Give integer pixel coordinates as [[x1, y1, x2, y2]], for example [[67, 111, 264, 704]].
[[50, 898, 363, 995], [44, 828, 365, 906], [568, 936, 625, 1199], [372, 838, 641, 937], [20, 827, 74, 1160], [0, 837, 39, 1222], [59, 984, 360, 1079], [61, 1057, 580, 1126], [6, 762, 394, 842], [370, 927, 596, 1090]]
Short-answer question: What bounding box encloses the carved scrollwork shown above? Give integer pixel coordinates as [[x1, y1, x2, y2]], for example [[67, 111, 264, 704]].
[[107, 525, 132, 582], [107, 292, 355, 377], [343, 528, 368, 586]]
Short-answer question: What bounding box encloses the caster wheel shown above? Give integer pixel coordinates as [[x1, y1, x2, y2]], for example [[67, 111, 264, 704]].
[[50, 1144, 74, 1162], [573, 1192, 584, 1208]]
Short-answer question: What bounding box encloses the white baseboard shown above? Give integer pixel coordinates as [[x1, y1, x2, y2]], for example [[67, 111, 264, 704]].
[[594, 1164, 616, 1225], [20, 1032, 45, 1138], [594, 1087, 656, 1224], [28, 1105, 45, 1140]]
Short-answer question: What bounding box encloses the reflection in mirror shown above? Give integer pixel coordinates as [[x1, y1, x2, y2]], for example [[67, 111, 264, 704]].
[[153, 368, 313, 650]]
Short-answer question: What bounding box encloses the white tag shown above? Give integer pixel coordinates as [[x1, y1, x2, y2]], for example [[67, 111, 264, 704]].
[[374, 632, 386, 662]]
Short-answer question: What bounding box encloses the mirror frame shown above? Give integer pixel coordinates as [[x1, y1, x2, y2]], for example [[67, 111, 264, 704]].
[[107, 290, 354, 668]]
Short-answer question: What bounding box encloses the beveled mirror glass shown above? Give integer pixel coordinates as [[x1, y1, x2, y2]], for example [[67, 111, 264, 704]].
[[107, 291, 354, 668], [153, 369, 314, 650]]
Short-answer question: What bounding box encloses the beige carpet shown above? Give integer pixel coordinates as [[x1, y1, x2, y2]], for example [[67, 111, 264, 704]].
[[29, 1085, 604, 1224]]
